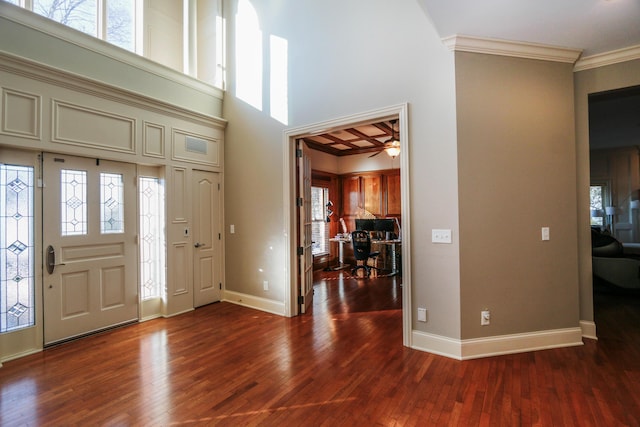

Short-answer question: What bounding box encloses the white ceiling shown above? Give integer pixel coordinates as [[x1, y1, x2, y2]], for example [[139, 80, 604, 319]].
[[420, 0, 640, 57]]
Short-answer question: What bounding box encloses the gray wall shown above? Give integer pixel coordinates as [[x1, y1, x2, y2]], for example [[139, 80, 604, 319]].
[[455, 52, 580, 338]]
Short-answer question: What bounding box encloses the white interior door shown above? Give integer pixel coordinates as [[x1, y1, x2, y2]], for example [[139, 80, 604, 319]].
[[298, 141, 313, 313], [193, 170, 222, 307], [43, 154, 137, 345]]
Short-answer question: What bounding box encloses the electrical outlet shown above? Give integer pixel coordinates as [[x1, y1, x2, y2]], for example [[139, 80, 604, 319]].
[[541, 227, 550, 241], [263, 280, 269, 291], [417, 307, 427, 322], [481, 310, 491, 326], [230, 224, 235, 234]]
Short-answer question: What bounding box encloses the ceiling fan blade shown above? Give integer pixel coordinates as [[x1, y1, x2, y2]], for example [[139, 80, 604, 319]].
[[369, 150, 383, 158]]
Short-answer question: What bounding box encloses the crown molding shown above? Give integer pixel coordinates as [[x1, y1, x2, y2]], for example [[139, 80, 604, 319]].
[[442, 35, 582, 64], [574, 44, 640, 72]]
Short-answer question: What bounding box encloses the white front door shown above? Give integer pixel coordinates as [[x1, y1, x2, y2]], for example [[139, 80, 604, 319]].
[[193, 170, 222, 307], [42, 154, 138, 345]]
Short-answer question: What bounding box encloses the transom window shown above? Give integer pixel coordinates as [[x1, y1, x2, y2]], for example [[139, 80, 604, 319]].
[[5, 0, 138, 52]]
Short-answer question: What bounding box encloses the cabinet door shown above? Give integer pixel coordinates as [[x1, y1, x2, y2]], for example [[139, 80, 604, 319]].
[[342, 176, 361, 216], [362, 174, 382, 216], [385, 172, 401, 216]]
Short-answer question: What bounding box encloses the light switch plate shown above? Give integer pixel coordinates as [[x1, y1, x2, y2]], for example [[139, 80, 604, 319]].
[[432, 229, 452, 244]]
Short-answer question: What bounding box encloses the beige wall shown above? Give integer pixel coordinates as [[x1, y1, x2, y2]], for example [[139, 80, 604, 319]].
[[575, 59, 640, 324], [455, 52, 580, 338]]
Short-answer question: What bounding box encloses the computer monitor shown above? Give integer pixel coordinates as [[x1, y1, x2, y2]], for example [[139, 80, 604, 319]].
[[374, 218, 395, 232], [355, 219, 375, 231]]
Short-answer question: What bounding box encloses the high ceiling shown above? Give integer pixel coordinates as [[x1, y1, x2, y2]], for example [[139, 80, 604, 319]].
[[420, 0, 640, 57], [303, 120, 399, 157]]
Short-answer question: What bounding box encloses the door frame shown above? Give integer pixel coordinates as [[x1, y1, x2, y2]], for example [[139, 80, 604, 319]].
[[282, 103, 412, 347]]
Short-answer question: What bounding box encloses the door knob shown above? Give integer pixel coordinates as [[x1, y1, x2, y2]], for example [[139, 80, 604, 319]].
[[194, 242, 203, 248], [45, 245, 65, 274]]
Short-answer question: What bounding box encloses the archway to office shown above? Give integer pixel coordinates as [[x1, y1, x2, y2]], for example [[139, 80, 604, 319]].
[[283, 103, 412, 347]]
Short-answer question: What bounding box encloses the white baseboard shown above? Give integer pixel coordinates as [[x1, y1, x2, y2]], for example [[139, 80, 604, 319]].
[[412, 327, 584, 360], [1, 348, 42, 365], [223, 290, 286, 316], [411, 330, 463, 360], [580, 320, 597, 340]]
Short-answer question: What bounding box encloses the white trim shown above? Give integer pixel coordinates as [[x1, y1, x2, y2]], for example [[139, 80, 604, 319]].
[[223, 290, 286, 316], [413, 327, 584, 360], [580, 320, 598, 340], [442, 34, 582, 64], [461, 327, 583, 360], [0, 1, 223, 100], [282, 103, 412, 347], [0, 51, 226, 129], [411, 330, 463, 360], [574, 45, 640, 72], [1, 348, 42, 365]]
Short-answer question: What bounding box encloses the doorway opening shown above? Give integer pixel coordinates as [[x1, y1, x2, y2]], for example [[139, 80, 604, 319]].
[[588, 85, 640, 340], [283, 103, 412, 346]]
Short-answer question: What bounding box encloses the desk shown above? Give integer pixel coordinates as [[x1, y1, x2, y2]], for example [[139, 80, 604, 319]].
[[329, 237, 350, 270], [372, 239, 401, 276]]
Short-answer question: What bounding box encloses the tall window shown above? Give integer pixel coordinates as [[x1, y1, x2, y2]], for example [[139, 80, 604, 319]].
[[139, 176, 165, 300], [311, 186, 330, 256], [590, 184, 605, 227], [1, 164, 35, 333], [9, 0, 137, 52]]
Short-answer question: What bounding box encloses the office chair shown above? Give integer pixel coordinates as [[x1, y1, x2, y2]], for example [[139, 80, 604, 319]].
[[351, 230, 380, 278]]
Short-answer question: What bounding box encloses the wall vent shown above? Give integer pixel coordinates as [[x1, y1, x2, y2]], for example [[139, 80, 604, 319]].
[[185, 136, 208, 154]]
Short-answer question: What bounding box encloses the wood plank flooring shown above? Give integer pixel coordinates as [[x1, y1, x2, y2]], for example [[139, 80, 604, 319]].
[[1, 272, 639, 426]]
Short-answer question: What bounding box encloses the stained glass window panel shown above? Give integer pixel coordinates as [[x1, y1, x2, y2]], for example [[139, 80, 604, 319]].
[[1, 164, 35, 333], [61, 169, 87, 236], [101, 173, 124, 234], [139, 177, 165, 300]]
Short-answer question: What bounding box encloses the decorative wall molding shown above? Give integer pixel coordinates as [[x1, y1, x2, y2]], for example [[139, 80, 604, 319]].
[[443, 35, 582, 64], [223, 290, 286, 316], [172, 242, 189, 295], [0, 51, 226, 130], [171, 167, 188, 223], [1, 88, 41, 139], [574, 45, 640, 72], [172, 129, 220, 167], [143, 121, 166, 159], [52, 99, 135, 154]]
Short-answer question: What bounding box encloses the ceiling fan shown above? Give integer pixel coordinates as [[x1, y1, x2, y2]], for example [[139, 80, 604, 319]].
[[370, 119, 400, 158]]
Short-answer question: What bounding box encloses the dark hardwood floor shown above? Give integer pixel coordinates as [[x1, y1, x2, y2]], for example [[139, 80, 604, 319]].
[[1, 272, 639, 426]]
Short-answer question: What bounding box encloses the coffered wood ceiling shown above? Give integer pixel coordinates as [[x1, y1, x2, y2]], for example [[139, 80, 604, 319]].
[[302, 120, 399, 157]]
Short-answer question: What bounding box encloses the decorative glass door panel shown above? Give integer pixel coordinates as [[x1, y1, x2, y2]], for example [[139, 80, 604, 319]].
[[42, 154, 137, 345]]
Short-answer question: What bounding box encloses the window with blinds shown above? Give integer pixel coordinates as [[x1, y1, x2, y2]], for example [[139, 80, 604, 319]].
[[311, 186, 329, 255]]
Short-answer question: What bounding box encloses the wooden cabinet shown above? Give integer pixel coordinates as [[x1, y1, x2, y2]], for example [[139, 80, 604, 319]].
[[340, 169, 400, 232]]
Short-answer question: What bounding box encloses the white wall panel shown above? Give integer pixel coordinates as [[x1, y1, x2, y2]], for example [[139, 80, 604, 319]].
[[1, 88, 40, 139]]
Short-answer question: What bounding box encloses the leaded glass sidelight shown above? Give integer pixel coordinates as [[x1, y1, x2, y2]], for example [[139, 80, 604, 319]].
[[139, 177, 165, 300], [100, 173, 124, 234], [1, 164, 35, 333], [61, 169, 87, 236]]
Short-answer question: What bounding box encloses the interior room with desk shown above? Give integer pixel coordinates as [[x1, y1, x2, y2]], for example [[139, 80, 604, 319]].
[[304, 119, 403, 311]]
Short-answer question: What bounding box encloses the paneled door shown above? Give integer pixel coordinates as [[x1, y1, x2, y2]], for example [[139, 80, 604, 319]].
[[192, 170, 222, 307], [43, 154, 137, 345], [298, 140, 313, 313]]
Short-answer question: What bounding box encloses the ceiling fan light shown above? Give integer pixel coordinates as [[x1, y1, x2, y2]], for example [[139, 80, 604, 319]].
[[385, 141, 400, 158]]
